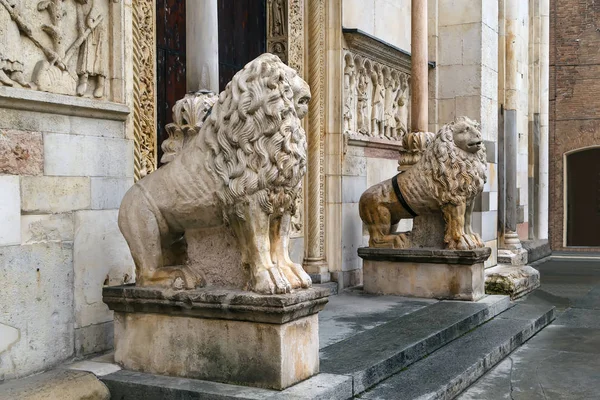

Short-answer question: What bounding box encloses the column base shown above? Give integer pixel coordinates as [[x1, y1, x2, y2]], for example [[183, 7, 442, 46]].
[[358, 247, 491, 301], [103, 285, 329, 390], [303, 258, 331, 283], [498, 248, 528, 265], [485, 264, 540, 300]]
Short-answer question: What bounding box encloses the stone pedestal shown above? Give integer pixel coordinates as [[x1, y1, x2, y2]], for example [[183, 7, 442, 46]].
[[486, 249, 540, 299], [358, 248, 491, 301], [103, 285, 329, 390]]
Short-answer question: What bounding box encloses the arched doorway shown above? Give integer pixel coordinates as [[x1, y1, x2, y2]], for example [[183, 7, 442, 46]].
[[566, 148, 600, 246]]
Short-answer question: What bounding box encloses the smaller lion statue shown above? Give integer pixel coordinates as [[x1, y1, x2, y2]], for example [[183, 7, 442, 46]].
[[118, 54, 312, 294], [359, 117, 487, 250]]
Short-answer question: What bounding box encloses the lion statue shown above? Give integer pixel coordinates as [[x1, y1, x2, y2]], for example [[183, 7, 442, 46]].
[[118, 54, 312, 294], [359, 116, 487, 250]]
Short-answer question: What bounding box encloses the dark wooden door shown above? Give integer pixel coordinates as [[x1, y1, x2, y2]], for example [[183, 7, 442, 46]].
[[567, 148, 600, 246], [217, 0, 267, 91], [156, 0, 187, 165]]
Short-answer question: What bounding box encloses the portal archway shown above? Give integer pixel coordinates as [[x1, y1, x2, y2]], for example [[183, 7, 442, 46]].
[[566, 147, 600, 246]]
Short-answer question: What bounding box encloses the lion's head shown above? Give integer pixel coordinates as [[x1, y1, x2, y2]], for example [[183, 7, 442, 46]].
[[201, 54, 309, 221], [423, 116, 487, 205]]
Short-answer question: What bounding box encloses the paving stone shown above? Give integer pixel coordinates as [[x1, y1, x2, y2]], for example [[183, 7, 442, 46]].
[[320, 296, 511, 394], [362, 304, 554, 400], [553, 307, 600, 328], [525, 325, 600, 354], [573, 286, 600, 310], [319, 291, 434, 348], [0, 369, 109, 400]]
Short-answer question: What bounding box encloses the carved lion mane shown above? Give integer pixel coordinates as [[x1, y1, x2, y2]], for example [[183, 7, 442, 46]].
[[419, 117, 487, 207], [118, 54, 312, 294], [202, 55, 307, 221], [359, 116, 488, 250]]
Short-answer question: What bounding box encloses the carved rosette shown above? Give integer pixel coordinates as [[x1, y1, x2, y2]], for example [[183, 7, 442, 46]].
[[132, 0, 157, 180], [343, 50, 410, 143]]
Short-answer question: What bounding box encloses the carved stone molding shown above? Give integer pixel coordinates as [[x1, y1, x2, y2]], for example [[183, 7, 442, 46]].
[[132, 0, 157, 180], [343, 28, 427, 73], [0, 0, 120, 100], [303, 0, 327, 271], [287, 0, 304, 77], [344, 50, 410, 143]]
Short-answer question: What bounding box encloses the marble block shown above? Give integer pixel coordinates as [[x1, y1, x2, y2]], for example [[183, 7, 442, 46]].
[[484, 264, 540, 300], [358, 248, 491, 301], [103, 285, 329, 390]]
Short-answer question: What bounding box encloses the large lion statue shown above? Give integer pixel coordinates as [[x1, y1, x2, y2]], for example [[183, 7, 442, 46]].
[[118, 54, 312, 294], [359, 117, 487, 250]]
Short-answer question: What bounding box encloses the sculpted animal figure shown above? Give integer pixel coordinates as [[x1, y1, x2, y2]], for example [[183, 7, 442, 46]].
[[118, 54, 312, 294], [359, 117, 487, 250]]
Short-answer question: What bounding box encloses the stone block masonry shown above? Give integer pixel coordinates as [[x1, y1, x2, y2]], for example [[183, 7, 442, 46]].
[[0, 88, 132, 379]]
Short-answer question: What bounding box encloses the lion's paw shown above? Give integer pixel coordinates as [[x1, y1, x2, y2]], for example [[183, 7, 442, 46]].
[[468, 233, 484, 248], [278, 262, 312, 289], [140, 265, 202, 290], [447, 234, 479, 250], [251, 268, 292, 294]]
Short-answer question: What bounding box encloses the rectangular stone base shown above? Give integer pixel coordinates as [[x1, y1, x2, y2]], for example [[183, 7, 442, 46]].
[[358, 248, 491, 301], [485, 264, 541, 299], [103, 286, 329, 390]]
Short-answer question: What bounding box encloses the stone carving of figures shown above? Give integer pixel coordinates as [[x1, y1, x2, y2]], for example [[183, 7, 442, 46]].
[[371, 68, 385, 137], [356, 68, 369, 135], [0, 0, 31, 88], [270, 0, 286, 37], [395, 74, 409, 141], [76, 0, 107, 98], [271, 42, 286, 63], [383, 71, 397, 139], [343, 57, 356, 134]]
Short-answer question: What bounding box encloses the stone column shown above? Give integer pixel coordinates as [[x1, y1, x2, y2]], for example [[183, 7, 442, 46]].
[[502, 0, 522, 251], [302, 0, 329, 282], [537, 0, 549, 239], [186, 0, 219, 93], [411, 0, 428, 132]]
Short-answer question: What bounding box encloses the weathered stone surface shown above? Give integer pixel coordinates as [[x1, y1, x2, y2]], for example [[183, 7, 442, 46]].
[[522, 239, 551, 263], [485, 264, 540, 299], [362, 259, 485, 301], [0, 130, 43, 175], [103, 285, 329, 324], [358, 246, 492, 264], [113, 312, 319, 390], [44, 134, 134, 177], [21, 214, 74, 244], [74, 210, 134, 329], [67, 360, 121, 377], [320, 296, 511, 395], [74, 321, 114, 357], [0, 175, 20, 246], [0, 369, 109, 400], [363, 303, 555, 400], [497, 248, 528, 265], [91, 177, 134, 209], [0, 323, 19, 354], [0, 243, 74, 380], [21, 176, 90, 213]]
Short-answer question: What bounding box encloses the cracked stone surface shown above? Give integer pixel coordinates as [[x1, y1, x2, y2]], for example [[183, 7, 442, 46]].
[[458, 258, 600, 399]]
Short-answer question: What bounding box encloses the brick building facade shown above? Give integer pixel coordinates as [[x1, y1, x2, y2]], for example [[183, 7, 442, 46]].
[[550, 0, 600, 250]]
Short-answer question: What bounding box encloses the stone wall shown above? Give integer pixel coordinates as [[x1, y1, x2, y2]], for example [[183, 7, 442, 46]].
[[0, 1, 134, 380], [549, 0, 600, 251], [342, 0, 411, 51]]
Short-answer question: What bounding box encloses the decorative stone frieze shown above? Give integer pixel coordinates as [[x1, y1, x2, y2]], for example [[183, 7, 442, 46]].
[[0, 0, 121, 100], [343, 51, 410, 141]]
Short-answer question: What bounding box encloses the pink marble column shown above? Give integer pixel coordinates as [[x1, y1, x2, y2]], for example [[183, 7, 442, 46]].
[[411, 0, 428, 133]]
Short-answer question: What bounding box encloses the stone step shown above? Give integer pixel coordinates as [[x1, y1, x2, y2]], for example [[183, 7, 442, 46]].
[[319, 295, 511, 395], [361, 303, 555, 400]]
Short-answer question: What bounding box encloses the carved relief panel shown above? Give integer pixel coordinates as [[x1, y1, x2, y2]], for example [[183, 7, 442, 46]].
[[0, 0, 122, 101], [343, 51, 410, 142]]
